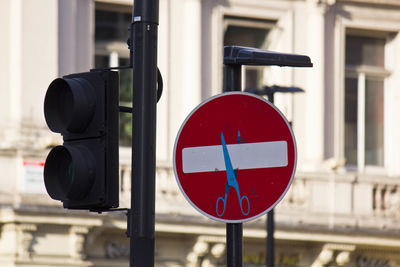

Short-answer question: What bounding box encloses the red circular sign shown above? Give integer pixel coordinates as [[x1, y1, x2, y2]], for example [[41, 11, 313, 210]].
[[173, 92, 296, 223]]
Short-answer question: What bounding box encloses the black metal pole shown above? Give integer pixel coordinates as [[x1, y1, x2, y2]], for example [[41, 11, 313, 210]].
[[224, 64, 241, 92], [227, 223, 243, 267], [265, 87, 302, 267], [222, 46, 311, 267], [266, 92, 274, 267], [266, 209, 274, 267], [224, 64, 243, 267], [129, 0, 159, 266]]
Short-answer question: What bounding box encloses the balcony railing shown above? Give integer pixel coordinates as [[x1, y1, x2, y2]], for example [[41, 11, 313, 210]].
[[118, 164, 400, 232]]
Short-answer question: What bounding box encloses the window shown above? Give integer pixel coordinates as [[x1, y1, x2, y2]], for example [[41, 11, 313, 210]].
[[223, 16, 275, 89], [95, 3, 132, 146], [344, 32, 390, 169]]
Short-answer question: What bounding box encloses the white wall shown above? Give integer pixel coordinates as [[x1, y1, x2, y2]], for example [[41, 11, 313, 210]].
[[58, 0, 94, 76], [0, 0, 58, 129], [0, 0, 12, 127], [21, 0, 59, 127], [0, 0, 58, 196]]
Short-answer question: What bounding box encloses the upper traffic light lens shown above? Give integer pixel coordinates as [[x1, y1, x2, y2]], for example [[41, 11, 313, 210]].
[[44, 78, 96, 134], [44, 145, 95, 201]]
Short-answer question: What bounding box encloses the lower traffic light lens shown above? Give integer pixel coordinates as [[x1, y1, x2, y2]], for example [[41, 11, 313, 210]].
[[44, 145, 95, 201], [58, 152, 75, 194]]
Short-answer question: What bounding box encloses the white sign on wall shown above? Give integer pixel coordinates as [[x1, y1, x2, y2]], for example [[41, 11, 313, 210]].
[[22, 160, 46, 194]]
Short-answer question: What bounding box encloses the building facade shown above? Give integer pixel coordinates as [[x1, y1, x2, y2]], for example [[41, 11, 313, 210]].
[[1, 0, 400, 266]]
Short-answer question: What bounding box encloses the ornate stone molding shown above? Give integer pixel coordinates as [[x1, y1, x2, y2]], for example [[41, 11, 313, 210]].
[[187, 239, 209, 267], [69, 226, 89, 260], [311, 244, 356, 267], [373, 184, 400, 217], [316, 0, 336, 5], [186, 236, 226, 267], [16, 223, 37, 259], [105, 241, 129, 259], [336, 0, 400, 7], [307, 0, 336, 15], [280, 179, 309, 209]]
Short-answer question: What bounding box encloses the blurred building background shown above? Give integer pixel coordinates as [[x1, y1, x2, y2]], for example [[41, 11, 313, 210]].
[[1, 0, 400, 266]]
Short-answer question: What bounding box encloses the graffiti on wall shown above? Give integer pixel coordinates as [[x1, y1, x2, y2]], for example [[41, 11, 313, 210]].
[[244, 252, 300, 266], [357, 255, 390, 267]]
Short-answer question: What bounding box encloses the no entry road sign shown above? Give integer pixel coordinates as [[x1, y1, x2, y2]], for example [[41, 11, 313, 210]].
[[173, 92, 297, 223]]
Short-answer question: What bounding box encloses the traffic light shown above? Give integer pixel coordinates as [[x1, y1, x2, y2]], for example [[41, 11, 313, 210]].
[[43, 70, 119, 211]]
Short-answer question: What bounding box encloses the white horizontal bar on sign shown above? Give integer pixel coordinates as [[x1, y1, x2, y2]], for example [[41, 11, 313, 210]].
[[182, 141, 288, 173]]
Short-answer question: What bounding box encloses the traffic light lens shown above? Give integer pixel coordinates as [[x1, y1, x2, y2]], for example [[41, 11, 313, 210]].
[[59, 84, 74, 130], [44, 145, 95, 202], [68, 163, 75, 183], [44, 78, 96, 134], [58, 151, 74, 195]]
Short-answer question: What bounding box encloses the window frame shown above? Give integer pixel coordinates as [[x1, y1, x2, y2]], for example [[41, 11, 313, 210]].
[[343, 30, 392, 173], [222, 16, 276, 90], [94, 2, 133, 147]]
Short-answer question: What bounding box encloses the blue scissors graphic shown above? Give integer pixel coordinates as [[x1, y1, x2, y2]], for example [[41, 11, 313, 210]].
[[216, 132, 250, 217]]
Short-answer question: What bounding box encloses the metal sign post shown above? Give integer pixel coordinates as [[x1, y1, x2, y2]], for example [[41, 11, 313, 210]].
[[221, 46, 311, 267], [222, 46, 312, 267], [246, 85, 305, 267], [263, 86, 304, 267], [129, 0, 159, 266], [224, 63, 243, 267]]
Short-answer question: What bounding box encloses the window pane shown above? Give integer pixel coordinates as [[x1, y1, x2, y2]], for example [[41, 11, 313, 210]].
[[223, 21, 271, 90], [119, 58, 132, 103], [95, 10, 131, 42], [365, 79, 384, 166], [344, 77, 358, 165], [118, 58, 132, 147], [345, 35, 385, 67], [224, 25, 269, 48], [94, 55, 109, 69], [245, 69, 259, 89], [95, 4, 132, 147], [120, 113, 132, 147]]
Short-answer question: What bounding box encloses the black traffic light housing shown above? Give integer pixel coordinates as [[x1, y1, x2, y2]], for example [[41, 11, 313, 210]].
[[43, 70, 119, 211]]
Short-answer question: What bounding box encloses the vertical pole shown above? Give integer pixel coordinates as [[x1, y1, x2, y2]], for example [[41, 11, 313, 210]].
[[227, 224, 243, 267], [129, 0, 159, 266], [266, 209, 274, 267], [266, 91, 274, 267], [224, 64, 241, 92], [224, 64, 243, 267]]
